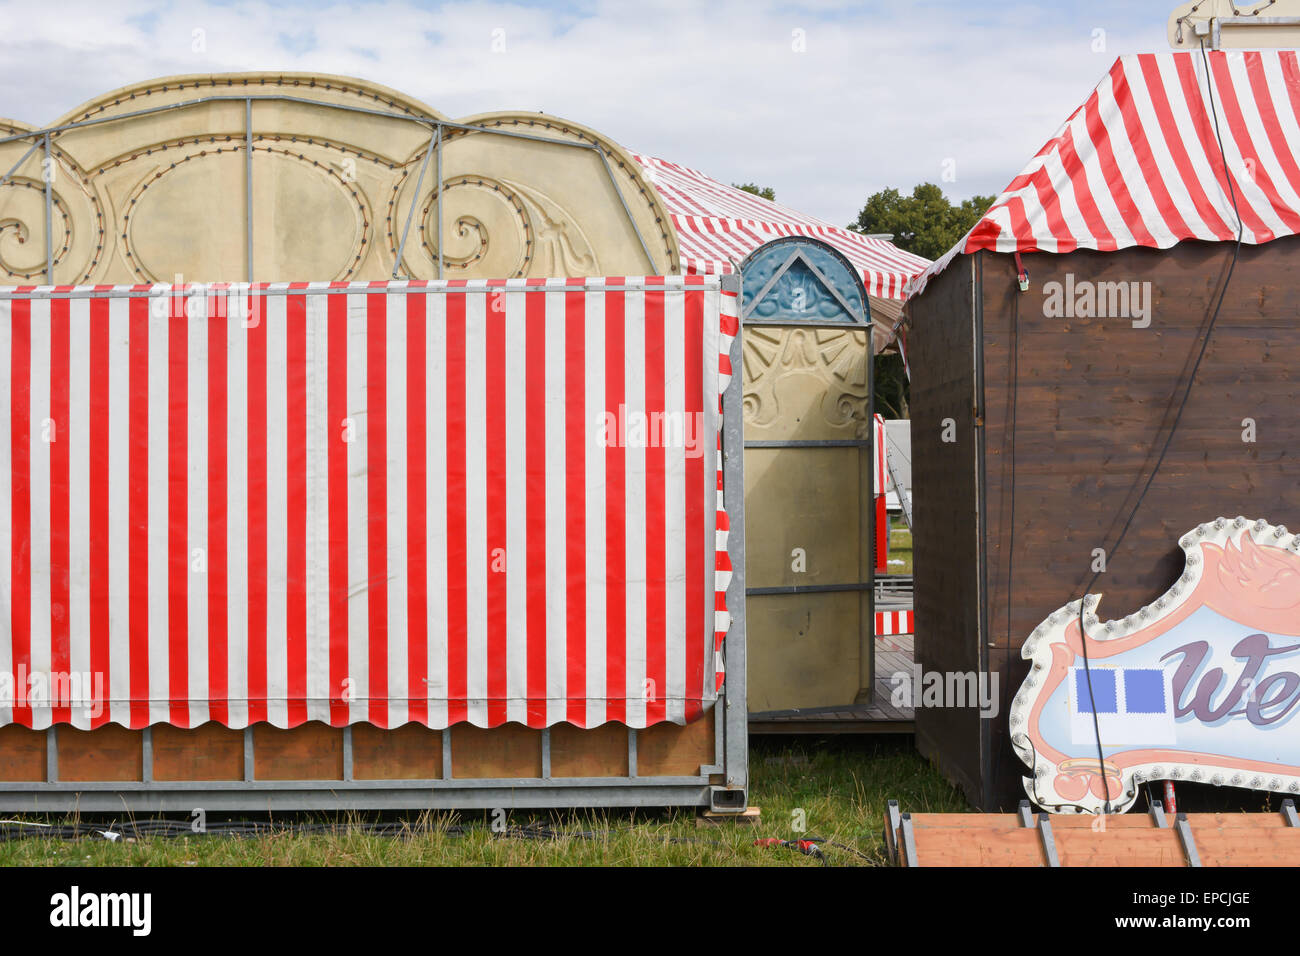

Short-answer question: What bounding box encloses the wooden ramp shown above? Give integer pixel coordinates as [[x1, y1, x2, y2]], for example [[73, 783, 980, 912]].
[[886, 800, 1300, 867]]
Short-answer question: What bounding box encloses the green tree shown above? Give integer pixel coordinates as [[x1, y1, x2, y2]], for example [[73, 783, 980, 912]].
[[849, 183, 995, 262], [874, 353, 909, 420], [733, 182, 776, 201]]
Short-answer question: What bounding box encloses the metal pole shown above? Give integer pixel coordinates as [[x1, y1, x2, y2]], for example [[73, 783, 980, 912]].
[[436, 126, 444, 280], [43, 132, 53, 284], [245, 98, 254, 284], [0, 140, 41, 189], [595, 146, 656, 273], [393, 126, 438, 279]]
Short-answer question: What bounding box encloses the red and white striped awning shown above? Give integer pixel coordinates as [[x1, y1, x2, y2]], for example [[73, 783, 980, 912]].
[[908, 49, 1300, 299], [636, 155, 931, 299], [0, 277, 734, 731]]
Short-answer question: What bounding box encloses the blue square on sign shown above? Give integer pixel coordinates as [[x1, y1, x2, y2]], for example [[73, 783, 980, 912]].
[[1124, 669, 1167, 714], [1075, 669, 1117, 713]]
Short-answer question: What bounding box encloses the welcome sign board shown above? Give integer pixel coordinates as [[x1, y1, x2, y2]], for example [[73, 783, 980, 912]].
[[1011, 517, 1300, 814]]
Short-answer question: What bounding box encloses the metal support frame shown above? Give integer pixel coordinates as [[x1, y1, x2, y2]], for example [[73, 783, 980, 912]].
[[394, 126, 439, 279], [1282, 799, 1299, 828], [1174, 812, 1202, 867], [1210, 16, 1300, 49], [1037, 812, 1060, 867], [1018, 799, 1035, 828], [1150, 799, 1168, 829], [42, 132, 53, 283], [0, 275, 746, 812], [1017, 802, 1059, 866], [885, 799, 902, 863], [245, 98, 254, 283], [898, 812, 918, 866]]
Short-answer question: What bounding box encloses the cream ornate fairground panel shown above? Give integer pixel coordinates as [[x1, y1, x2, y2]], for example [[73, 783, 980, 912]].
[[739, 237, 877, 713], [0, 73, 679, 287]]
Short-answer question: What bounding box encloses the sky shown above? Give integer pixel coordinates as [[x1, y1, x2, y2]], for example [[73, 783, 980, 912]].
[[0, 0, 1183, 225]]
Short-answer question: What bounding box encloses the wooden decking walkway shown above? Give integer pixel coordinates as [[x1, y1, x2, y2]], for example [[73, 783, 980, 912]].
[[748, 634, 916, 734]]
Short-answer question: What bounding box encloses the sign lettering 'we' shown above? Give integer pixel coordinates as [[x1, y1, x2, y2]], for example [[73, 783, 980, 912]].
[[1012, 517, 1300, 814]]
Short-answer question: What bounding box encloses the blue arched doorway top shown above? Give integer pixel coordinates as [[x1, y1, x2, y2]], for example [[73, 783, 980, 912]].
[[738, 236, 869, 327]]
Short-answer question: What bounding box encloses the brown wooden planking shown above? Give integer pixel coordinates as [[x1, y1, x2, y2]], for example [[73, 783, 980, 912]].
[[910, 828, 1048, 866], [153, 724, 244, 781], [1053, 828, 1189, 866], [0, 719, 715, 783], [351, 723, 442, 780], [909, 811, 1295, 830], [979, 240, 1300, 807], [636, 711, 715, 776], [57, 725, 143, 782], [908, 237, 1300, 808], [451, 724, 543, 779], [550, 722, 629, 778], [1192, 827, 1300, 866], [0, 726, 46, 781], [900, 811, 1300, 865], [253, 724, 344, 781], [907, 253, 986, 805]]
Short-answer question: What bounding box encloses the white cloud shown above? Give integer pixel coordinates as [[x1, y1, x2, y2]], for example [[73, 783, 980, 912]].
[[0, 0, 1171, 224]]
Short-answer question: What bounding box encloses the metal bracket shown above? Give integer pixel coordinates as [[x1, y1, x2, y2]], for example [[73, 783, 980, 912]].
[[898, 812, 919, 867], [1018, 799, 1036, 828], [1174, 812, 1202, 867], [1037, 813, 1060, 867], [1149, 799, 1168, 828], [885, 799, 902, 864], [1282, 799, 1299, 828]]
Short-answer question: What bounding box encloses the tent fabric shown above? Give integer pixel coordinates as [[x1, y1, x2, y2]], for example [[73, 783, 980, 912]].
[[0, 276, 732, 731], [906, 49, 1300, 300], [635, 154, 931, 300]]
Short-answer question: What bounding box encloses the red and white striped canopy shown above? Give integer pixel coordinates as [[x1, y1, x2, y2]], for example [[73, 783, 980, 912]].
[[636, 155, 931, 299], [908, 49, 1300, 298], [0, 277, 734, 731]]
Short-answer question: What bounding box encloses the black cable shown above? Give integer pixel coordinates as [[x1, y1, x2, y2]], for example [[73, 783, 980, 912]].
[[1000, 283, 1020, 802], [1068, 37, 1243, 815]]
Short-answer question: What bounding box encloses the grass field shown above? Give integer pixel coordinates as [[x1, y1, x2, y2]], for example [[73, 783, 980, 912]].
[[0, 737, 964, 867], [887, 525, 913, 574]]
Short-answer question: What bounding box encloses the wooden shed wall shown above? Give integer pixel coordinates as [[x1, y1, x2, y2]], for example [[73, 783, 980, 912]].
[[907, 254, 985, 805], [911, 235, 1300, 809]]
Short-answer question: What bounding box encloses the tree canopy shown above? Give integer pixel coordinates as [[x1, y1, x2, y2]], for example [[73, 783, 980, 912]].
[[848, 183, 995, 262], [732, 182, 776, 201]]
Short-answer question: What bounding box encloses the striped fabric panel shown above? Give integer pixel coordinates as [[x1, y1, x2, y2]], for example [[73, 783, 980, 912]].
[[874, 610, 914, 637], [907, 50, 1300, 299], [874, 414, 888, 494], [634, 155, 931, 299], [0, 277, 730, 730]]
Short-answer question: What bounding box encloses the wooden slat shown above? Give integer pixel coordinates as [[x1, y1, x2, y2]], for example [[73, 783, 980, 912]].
[[549, 723, 629, 778], [57, 725, 142, 782], [351, 723, 442, 780], [1193, 826, 1300, 866], [910, 827, 1047, 866], [0, 726, 47, 781], [637, 711, 715, 776], [153, 724, 244, 781], [451, 724, 542, 779], [253, 724, 344, 781], [1053, 828, 1188, 866]]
